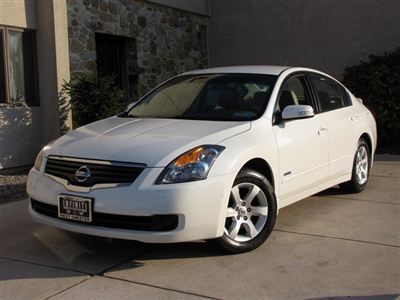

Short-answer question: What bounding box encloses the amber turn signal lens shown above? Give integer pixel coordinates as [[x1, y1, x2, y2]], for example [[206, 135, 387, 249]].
[[174, 147, 204, 166], [157, 145, 225, 184]]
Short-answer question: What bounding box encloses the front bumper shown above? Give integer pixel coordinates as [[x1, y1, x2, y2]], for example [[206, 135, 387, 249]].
[[27, 167, 234, 243]]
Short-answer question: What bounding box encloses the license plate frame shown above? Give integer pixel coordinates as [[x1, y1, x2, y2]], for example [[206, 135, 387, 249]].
[[58, 194, 93, 223]]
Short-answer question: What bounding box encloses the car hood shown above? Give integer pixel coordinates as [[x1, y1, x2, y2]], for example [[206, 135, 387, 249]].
[[48, 117, 251, 167]]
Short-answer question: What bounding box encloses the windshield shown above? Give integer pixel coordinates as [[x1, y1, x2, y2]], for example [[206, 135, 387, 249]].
[[122, 73, 277, 121]]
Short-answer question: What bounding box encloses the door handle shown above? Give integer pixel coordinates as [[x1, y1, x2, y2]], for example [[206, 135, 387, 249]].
[[318, 127, 328, 135]]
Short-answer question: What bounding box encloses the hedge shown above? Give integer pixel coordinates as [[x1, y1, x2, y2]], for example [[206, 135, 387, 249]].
[[343, 48, 400, 154], [60, 73, 127, 128]]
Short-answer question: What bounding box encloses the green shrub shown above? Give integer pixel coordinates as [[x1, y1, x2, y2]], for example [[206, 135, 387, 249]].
[[343, 48, 400, 154], [61, 73, 127, 128]]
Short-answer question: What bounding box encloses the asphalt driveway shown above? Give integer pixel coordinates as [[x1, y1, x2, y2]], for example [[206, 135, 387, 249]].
[[1, 159, 399, 299]]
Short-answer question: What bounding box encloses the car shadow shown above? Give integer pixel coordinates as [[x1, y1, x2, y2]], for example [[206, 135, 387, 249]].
[[0, 227, 225, 283], [316, 186, 343, 196], [0, 199, 228, 284]]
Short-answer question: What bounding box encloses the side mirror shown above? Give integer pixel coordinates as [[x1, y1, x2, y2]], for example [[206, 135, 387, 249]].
[[282, 105, 314, 120], [126, 101, 139, 111]]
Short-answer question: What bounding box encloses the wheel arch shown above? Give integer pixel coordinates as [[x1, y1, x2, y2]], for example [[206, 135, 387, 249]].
[[240, 158, 275, 189], [360, 132, 373, 153]]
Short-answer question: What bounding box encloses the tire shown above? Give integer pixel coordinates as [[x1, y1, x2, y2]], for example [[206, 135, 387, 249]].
[[340, 138, 371, 193], [208, 168, 277, 254]]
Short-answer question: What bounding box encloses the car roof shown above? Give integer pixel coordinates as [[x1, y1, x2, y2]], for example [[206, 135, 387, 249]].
[[182, 65, 292, 76]]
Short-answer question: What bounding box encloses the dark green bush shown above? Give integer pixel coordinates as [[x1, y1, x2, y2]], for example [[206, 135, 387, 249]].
[[61, 73, 127, 128], [343, 48, 400, 154]]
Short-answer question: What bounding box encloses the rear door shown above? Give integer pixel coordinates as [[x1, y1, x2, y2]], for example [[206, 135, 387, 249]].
[[272, 74, 329, 200], [307, 73, 357, 178]]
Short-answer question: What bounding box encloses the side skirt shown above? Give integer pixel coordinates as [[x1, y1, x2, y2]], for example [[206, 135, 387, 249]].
[[278, 174, 351, 210]]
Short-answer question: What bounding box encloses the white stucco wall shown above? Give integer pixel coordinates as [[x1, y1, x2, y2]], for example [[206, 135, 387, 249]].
[[0, 0, 36, 29], [0, 0, 43, 169], [0, 107, 42, 168], [0, 0, 70, 169]]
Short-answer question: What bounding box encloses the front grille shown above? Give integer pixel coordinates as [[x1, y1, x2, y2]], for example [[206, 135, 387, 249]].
[[45, 157, 145, 187], [31, 199, 179, 232]]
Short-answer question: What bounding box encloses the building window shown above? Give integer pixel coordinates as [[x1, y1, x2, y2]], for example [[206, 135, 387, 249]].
[[95, 33, 139, 101], [0, 26, 39, 106], [95, 33, 128, 90]]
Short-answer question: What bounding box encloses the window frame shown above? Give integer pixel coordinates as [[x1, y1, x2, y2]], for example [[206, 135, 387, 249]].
[[272, 72, 317, 125], [0, 28, 9, 104], [306, 72, 352, 113], [0, 25, 39, 106]]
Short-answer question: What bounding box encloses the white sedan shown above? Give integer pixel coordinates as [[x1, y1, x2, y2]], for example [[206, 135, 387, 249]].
[[27, 66, 377, 253]]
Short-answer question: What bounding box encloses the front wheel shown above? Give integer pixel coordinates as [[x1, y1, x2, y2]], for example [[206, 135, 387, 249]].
[[340, 138, 371, 193], [208, 168, 277, 254]]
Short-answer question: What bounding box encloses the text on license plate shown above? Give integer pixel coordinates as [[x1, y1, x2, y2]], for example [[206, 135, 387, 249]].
[[58, 195, 92, 223]]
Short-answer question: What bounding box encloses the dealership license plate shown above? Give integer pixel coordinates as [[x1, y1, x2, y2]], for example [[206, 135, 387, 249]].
[[58, 195, 93, 223]]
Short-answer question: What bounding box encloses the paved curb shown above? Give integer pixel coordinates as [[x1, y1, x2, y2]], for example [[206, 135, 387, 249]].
[[375, 154, 400, 161]]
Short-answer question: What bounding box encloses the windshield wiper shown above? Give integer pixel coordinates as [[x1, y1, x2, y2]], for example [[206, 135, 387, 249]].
[[118, 112, 130, 117]]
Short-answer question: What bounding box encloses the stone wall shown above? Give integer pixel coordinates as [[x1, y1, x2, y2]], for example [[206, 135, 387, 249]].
[[67, 0, 208, 99]]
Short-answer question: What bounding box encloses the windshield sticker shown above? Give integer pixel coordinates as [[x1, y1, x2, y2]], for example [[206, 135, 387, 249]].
[[233, 112, 255, 118]]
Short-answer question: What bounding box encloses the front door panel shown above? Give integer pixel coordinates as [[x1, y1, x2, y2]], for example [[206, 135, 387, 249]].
[[273, 114, 329, 200]]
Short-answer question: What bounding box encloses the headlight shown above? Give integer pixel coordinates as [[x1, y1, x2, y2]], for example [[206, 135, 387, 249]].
[[33, 139, 56, 171], [33, 148, 44, 171], [157, 145, 225, 184]]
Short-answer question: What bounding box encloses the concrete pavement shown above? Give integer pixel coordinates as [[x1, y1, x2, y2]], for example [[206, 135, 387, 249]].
[[0, 160, 399, 299]]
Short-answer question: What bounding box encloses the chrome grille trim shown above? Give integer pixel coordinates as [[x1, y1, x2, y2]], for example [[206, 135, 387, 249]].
[[44, 156, 146, 191], [47, 155, 146, 168]]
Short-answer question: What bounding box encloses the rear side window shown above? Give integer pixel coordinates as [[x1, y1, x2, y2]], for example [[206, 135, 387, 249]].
[[308, 74, 351, 112]]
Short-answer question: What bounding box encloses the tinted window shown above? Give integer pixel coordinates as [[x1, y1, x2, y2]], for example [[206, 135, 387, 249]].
[[341, 87, 352, 106], [309, 74, 349, 112], [277, 75, 313, 112], [124, 74, 277, 121]]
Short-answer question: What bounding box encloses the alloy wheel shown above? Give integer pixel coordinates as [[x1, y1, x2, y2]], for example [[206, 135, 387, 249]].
[[224, 182, 268, 242], [355, 145, 369, 185]]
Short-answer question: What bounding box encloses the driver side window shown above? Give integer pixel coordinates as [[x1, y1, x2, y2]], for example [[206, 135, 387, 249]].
[[277, 76, 313, 112]]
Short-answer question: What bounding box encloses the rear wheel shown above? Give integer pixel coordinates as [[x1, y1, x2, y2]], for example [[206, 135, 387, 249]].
[[208, 168, 277, 254], [340, 138, 371, 193]]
